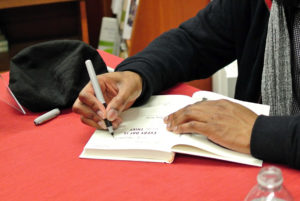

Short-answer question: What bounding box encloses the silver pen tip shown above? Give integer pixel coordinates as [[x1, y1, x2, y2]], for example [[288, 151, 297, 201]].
[[108, 126, 114, 135]]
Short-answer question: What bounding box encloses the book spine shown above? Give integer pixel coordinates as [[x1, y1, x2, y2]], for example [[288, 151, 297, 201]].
[[98, 17, 120, 56], [111, 0, 123, 15], [0, 31, 9, 53], [119, 0, 129, 31], [122, 0, 139, 40]]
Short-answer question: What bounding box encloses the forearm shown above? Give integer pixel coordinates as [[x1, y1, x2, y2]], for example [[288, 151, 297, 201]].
[[116, 0, 237, 101]]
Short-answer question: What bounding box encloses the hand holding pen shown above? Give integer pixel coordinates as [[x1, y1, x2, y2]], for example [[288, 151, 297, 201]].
[[72, 60, 143, 131], [85, 59, 114, 136]]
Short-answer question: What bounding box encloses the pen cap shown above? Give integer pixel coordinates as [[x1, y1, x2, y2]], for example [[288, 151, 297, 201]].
[[9, 40, 108, 112]]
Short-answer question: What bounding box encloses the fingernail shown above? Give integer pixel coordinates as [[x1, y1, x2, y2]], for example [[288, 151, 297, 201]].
[[113, 119, 122, 129], [107, 109, 118, 121], [167, 123, 171, 129], [97, 110, 104, 119], [173, 126, 178, 133], [97, 121, 106, 129]]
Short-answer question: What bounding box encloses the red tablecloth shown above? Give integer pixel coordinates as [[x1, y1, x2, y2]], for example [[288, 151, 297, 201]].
[[0, 50, 299, 201]]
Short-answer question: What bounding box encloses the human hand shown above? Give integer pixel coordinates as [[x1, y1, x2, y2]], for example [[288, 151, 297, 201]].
[[163, 99, 258, 154], [72, 71, 143, 129]]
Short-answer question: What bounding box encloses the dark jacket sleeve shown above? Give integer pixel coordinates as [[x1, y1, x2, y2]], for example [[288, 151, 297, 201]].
[[115, 0, 237, 105], [251, 115, 300, 169]]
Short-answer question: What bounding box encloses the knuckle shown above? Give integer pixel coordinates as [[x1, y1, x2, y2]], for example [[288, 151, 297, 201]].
[[168, 113, 175, 121], [113, 96, 124, 105], [182, 107, 192, 118], [72, 106, 79, 114], [78, 93, 88, 103], [79, 90, 87, 99], [183, 121, 198, 132], [195, 101, 204, 105], [111, 97, 125, 112], [90, 102, 99, 111], [174, 125, 182, 133], [80, 116, 86, 124], [188, 121, 196, 129], [217, 99, 230, 106], [86, 112, 95, 120], [212, 113, 222, 121]]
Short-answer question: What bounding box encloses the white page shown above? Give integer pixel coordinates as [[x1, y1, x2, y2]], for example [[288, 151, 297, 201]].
[[192, 90, 270, 115], [172, 134, 262, 166]]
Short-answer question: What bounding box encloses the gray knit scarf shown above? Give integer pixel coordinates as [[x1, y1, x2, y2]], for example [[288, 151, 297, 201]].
[[262, 0, 293, 115]]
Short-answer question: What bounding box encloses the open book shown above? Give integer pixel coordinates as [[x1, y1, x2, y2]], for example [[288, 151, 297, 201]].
[[80, 91, 270, 167]]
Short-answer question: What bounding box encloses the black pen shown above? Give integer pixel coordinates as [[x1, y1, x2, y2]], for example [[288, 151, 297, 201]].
[[85, 59, 114, 136]]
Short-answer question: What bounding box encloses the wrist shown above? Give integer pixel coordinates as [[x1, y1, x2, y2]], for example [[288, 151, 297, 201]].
[[123, 71, 143, 93]]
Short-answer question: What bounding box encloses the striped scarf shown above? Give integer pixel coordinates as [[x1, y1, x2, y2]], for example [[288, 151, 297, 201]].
[[262, 0, 293, 115]]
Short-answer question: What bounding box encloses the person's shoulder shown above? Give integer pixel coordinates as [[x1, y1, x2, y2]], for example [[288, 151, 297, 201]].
[[208, 0, 267, 12]]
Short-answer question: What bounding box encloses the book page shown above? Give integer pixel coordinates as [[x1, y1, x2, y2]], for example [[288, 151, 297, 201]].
[[140, 94, 196, 108], [192, 90, 270, 115], [172, 134, 263, 166]]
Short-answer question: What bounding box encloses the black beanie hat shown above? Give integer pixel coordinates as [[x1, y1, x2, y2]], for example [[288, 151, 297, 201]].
[[9, 39, 108, 112]]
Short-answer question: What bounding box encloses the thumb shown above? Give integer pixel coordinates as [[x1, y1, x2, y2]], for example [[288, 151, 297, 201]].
[[105, 71, 142, 121], [105, 91, 133, 121]]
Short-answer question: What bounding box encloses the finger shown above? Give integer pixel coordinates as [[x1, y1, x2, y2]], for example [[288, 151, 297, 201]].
[[112, 117, 123, 129], [104, 71, 142, 121], [105, 84, 139, 121], [78, 89, 106, 113], [80, 116, 103, 129], [73, 100, 102, 123], [171, 121, 209, 135], [106, 93, 134, 121], [166, 105, 209, 131], [171, 121, 225, 148], [100, 116, 123, 129], [81, 115, 123, 130], [165, 99, 226, 128]]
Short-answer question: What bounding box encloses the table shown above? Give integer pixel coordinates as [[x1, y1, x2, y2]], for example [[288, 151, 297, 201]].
[[1, 50, 299, 201]]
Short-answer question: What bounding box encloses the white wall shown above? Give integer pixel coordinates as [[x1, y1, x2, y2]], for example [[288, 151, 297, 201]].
[[212, 60, 237, 98]]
